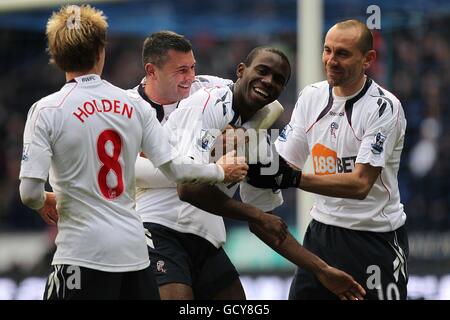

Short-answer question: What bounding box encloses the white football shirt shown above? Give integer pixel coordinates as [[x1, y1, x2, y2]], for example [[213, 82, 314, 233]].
[[20, 74, 177, 272], [276, 77, 407, 232], [134, 79, 283, 247]]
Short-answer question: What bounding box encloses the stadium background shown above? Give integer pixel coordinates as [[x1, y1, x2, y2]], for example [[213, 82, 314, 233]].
[[0, 0, 449, 299]]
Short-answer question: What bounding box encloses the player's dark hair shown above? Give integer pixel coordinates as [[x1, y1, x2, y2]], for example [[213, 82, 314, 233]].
[[335, 19, 373, 53], [142, 30, 192, 67], [243, 47, 291, 84]]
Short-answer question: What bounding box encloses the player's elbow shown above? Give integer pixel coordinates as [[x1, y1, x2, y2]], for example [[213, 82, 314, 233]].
[[20, 193, 34, 208], [354, 181, 372, 200], [355, 189, 369, 200], [20, 192, 42, 210]]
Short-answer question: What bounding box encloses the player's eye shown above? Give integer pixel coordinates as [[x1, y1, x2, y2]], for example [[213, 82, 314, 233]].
[[256, 66, 269, 75]]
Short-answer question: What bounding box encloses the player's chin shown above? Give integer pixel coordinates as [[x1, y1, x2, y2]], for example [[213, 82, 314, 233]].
[[326, 73, 343, 86], [177, 86, 191, 98], [250, 91, 272, 108]]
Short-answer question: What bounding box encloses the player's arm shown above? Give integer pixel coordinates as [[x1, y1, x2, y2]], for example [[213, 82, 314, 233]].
[[247, 156, 380, 200], [140, 98, 248, 185], [19, 178, 58, 225], [248, 220, 366, 300], [177, 183, 287, 245], [157, 150, 248, 185], [135, 155, 176, 188], [19, 103, 58, 225], [299, 163, 381, 200]]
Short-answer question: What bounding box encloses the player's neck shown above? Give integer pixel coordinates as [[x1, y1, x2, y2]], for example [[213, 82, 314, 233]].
[[231, 95, 253, 123], [334, 75, 366, 97], [66, 68, 101, 82], [144, 82, 177, 105], [231, 81, 252, 122]]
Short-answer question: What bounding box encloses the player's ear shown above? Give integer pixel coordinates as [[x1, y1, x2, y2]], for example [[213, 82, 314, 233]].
[[363, 49, 376, 70], [145, 63, 157, 79], [236, 63, 246, 79]]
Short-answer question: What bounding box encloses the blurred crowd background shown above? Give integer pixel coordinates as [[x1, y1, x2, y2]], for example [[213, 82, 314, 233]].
[[0, 0, 449, 299]]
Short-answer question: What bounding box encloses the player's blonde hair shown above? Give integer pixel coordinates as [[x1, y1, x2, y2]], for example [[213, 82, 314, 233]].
[[46, 5, 108, 72]]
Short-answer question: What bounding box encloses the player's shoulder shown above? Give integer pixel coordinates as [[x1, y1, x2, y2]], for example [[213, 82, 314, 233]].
[[181, 85, 232, 109], [298, 80, 329, 99], [31, 83, 78, 115], [101, 79, 129, 95], [367, 80, 401, 104], [125, 85, 142, 101], [365, 79, 403, 113], [190, 75, 233, 93]]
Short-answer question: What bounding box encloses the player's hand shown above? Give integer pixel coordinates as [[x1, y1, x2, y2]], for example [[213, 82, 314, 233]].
[[217, 150, 249, 183], [254, 212, 288, 246], [247, 159, 301, 189], [37, 192, 59, 225], [315, 265, 366, 300]]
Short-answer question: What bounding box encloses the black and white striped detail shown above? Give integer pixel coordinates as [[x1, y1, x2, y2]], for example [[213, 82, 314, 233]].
[[46, 265, 65, 299], [144, 228, 155, 249], [389, 232, 408, 283]]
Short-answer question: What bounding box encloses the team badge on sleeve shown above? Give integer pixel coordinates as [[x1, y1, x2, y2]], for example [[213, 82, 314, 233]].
[[371, 132, 386, 154], [278, 124, 292, 142], [197, 129, 216, 152], [21, 143, 30, 162]]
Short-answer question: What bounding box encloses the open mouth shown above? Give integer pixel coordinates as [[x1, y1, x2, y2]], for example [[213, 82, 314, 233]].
[[327, 69, 342, 76], [253, 87, 269, 99]]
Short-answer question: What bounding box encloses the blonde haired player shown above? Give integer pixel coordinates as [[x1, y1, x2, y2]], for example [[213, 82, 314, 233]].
[[19, 5, 247, 300]]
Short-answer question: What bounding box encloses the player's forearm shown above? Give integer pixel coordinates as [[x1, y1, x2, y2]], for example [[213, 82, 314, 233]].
[[159, 156, 224, 185], [19, 178, 45, 210], [177, 184, 264, 223], [135, 156, 176, 188], [249, 224, 328, 274], [299, 172, 367, 199], [297, 162, 381, 200]]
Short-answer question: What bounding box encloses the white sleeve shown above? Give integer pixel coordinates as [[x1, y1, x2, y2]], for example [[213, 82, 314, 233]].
[[356, 100, 406, 168], [19, 102, 52, 180], [239, 181, 284, 212], [19, 178, 45, 210], [135, 155, 176, 188], [158, 155, 224, 184], [275, 91, 310, 169]]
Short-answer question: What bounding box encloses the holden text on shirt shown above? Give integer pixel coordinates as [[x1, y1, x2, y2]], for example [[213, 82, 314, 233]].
[[73, 99, 133, 123]]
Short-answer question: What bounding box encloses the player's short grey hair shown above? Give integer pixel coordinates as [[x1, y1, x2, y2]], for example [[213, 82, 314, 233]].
[[335, 19, 373, 53]]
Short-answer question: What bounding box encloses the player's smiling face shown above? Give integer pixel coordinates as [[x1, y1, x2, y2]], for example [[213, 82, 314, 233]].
[[154, 49, 196, 104], [322, 26, 368, 90], [236, 50, 290, 112]]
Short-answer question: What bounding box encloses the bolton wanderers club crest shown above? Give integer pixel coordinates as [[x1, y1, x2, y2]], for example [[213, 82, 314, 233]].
[[330, 122, 339, 139]]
